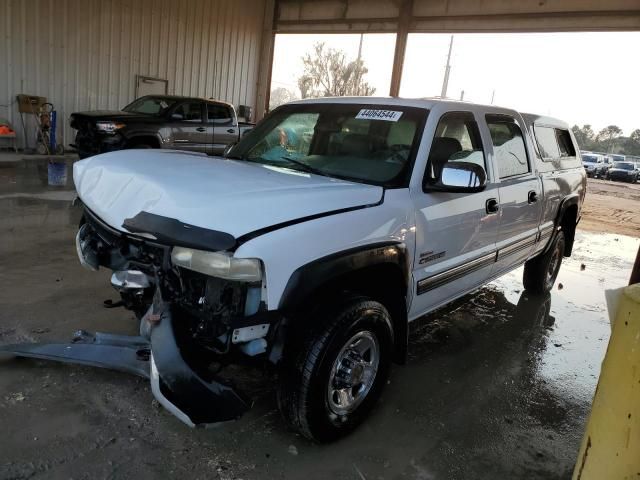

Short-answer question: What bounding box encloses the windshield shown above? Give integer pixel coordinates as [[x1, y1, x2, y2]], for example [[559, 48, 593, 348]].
[[613, 162, 634, 170], [610, 155, 625, 162], [228, 103, 428, 187], [582, 155, 597, 163], [123, 96, 178, 115]]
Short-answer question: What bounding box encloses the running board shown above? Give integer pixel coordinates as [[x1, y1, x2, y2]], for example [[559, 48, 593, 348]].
[[0, 330, 151, 379]]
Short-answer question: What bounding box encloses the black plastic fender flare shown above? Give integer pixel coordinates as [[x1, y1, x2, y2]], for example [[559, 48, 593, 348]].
[[549, 193, 581, 256], [277, 242, 410, 363]]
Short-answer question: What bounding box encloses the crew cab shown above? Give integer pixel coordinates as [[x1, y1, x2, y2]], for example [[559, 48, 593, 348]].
[[3, 98, 586, 442], [70, 95, 253, 158]]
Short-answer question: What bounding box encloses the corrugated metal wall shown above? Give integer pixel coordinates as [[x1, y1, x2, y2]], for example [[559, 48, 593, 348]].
[[0, 0, 268, 149]]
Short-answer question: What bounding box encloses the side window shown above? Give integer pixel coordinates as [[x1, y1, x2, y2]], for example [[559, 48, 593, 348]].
[[486, 115, 529, 178], [533, 125, 561, 160], [425, 112, 486, 181], [555, 129, 576, 157], [173, 102, 203, 122], [207, 104, 233, 125]]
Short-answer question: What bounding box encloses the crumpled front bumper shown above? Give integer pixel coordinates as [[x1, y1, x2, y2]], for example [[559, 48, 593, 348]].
[[0, 303, 251, 427], [148, 305, 251, 426]]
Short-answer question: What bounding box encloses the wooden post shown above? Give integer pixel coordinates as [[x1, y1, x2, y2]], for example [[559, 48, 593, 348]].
[[389, 0, 413, 97]]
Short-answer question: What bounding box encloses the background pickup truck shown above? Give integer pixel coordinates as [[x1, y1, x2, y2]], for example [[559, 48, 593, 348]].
[[70, 95, 254, 158], [5, 97, 587, 444]]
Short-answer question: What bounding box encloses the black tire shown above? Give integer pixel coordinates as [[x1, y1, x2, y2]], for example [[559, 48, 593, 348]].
[[277, 296, 394, 442], [523, 231, 565, 294]]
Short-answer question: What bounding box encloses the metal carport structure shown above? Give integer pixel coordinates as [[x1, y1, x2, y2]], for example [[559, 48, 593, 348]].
[[259, 0, 640, 111]]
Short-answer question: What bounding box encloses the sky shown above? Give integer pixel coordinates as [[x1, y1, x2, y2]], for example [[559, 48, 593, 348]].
[[271, 32, 640, 135]]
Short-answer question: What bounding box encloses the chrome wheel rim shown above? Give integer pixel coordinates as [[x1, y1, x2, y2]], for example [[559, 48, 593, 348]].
[[547, 243, 562, 286], [327, 331, 379, 416]]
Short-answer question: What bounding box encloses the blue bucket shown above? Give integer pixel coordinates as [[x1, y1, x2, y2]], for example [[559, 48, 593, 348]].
[[48, 161, 67, 186]]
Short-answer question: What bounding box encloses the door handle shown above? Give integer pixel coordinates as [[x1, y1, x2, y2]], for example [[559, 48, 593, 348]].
[[486, 198, 499, 214], [528, 190, 538, 203], [227, 129, 236, 134], [196, 127, 206, 132]]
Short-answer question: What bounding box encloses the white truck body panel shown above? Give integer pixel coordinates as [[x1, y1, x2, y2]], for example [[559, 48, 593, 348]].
[[73, 149, 382, 239], [73, 97, 586, 321]]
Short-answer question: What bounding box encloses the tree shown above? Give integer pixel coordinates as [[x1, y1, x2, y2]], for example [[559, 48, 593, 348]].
[[571, 124, 595, 150], [595, 125, 623, 153], [269, 87, 299, 110], [623, 129, 640, 156], [297, 42, 376, 99]]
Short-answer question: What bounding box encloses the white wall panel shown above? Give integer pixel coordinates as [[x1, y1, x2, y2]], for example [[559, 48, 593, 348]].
[[0, 0, 268, 148]]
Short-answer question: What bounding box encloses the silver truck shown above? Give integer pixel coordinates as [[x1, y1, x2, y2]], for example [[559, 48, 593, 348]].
[[70, 95, 254, 158], [2, 98, 586, 442]]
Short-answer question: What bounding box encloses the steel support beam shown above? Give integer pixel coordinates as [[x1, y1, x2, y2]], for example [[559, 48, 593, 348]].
[[256, 0, 278, 121], [389, 0, 413, 97]]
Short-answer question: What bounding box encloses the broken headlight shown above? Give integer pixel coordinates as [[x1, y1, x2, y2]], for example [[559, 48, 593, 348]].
[[171, 247, 262, 282]]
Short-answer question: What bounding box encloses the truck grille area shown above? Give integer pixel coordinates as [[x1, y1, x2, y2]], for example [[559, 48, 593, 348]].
[[83, 208, 167, 276], [80, 208, 254, 352]]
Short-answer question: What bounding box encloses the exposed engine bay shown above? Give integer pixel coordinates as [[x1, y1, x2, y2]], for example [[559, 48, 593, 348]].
[[77, 207, 273, 359]]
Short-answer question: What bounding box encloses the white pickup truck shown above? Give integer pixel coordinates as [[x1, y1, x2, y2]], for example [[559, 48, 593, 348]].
[[2, 97, 586, 442]]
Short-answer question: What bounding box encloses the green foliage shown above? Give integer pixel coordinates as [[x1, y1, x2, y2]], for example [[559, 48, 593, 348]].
[[298, 42, 376, 99], [571, 124, 640, 156], [269, 87, 299, 110]]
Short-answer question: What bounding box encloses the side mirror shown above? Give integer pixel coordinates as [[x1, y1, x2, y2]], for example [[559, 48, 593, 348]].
[[171, 113, 184, 121], [424, 161, 487, 193]]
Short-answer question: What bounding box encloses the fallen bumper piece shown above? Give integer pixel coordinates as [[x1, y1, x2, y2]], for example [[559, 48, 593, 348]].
[[0, 330, 151, 378], [0, 310, 251, 428]]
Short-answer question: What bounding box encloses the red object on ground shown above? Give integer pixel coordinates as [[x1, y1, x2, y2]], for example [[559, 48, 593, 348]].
[[0, 125, 16, 136]]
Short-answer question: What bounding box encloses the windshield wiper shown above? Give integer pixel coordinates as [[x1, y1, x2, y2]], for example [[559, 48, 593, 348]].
[[280, 157, 329, 177]]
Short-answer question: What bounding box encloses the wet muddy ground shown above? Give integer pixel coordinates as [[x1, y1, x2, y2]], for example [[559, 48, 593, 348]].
[[0, 157, 639, 479]]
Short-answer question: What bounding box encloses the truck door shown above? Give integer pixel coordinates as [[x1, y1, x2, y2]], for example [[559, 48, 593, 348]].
[[483, 114, 542, 276], [206, 103, 238, 155], [410, 111, 500, 318], [169, 101, 208, 153]]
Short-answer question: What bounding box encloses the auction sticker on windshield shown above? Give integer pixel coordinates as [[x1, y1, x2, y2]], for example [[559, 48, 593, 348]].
[[355, 109, 403, 122]]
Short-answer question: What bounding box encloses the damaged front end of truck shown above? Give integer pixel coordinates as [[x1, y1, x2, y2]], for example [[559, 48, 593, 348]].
[[0, 206, 285, 427]]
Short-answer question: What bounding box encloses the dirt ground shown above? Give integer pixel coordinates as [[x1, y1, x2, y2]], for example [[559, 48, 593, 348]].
[[1, 158, 639, 479], [579, 178, 640, 237]]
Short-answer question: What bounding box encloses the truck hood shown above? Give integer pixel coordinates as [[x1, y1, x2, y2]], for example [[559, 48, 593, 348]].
[[73, 150, 383, 241], [70, 110, 160, 123]]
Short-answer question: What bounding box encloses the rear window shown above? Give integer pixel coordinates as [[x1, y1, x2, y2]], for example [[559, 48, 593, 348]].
[[582, 155, 597, 163], [486, 115, 529, 178], [555, 129, 576, 157], [533, 126, 560, 160], [207, 103, 234, 125]]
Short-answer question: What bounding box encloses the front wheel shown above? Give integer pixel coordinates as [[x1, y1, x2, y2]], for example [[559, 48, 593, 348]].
[[523, 231, 565, 294], [277, 297, 393, 442]]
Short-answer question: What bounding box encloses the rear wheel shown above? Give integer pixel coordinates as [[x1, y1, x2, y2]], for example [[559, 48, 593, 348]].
[[523, 231, 565, 294], [277, 296, 393, 442]]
